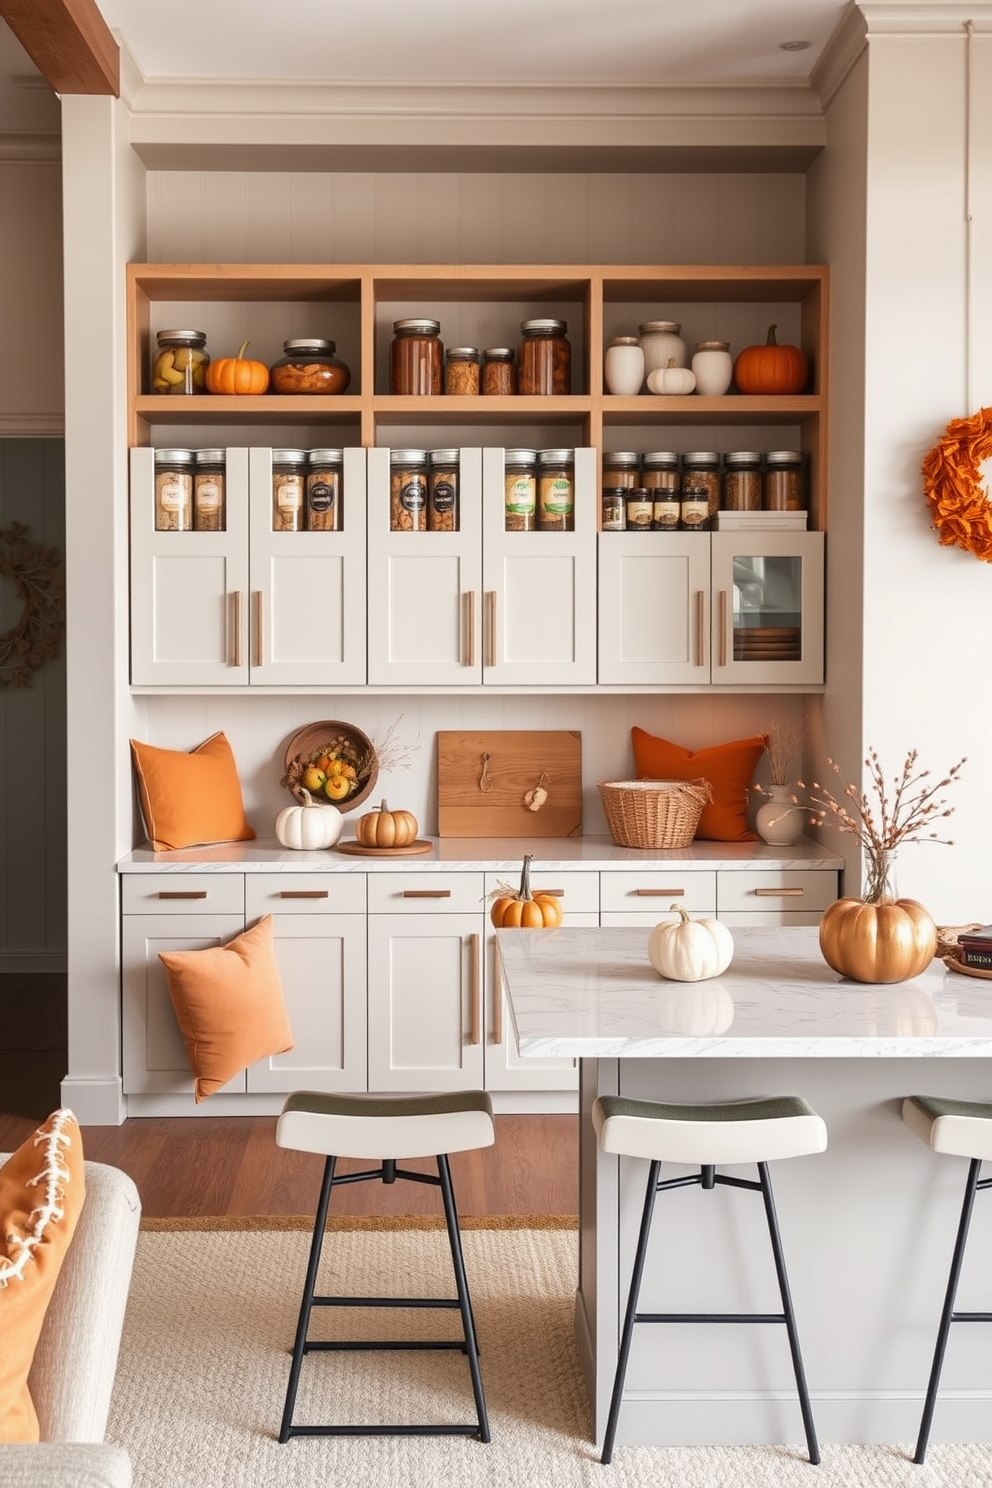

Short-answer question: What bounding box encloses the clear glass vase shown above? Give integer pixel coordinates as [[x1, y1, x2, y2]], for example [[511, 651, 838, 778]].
[[864, 847, 899, 904]]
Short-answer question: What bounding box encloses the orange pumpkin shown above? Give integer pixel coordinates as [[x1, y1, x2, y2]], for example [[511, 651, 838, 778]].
[[354, 799, 418, 849], [490, 854, 563, 929], [732, 324, 809, 395], [819, 896, 937, 984], [205, 340, 270, 396]]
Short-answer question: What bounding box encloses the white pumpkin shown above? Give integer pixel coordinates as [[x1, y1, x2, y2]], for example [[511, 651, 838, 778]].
[[648, 904, 734, 982], [646, 358, 697, 395], [275, 789, 343, 851]]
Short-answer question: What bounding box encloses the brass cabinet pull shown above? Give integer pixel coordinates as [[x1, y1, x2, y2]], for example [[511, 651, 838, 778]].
[[535, 889, 564, 898], [635, 887, 685, 897], [492, 939, 503, 1046], [279, 889, 329, 899], [469, 933, 481, 1045], [718, 589, 728, 667], [231, 591, 243, 668], [402, 888, 451, 898], [755, 886, 805, 897], [485, 591, 496, 669], [252, 591, 263, 668], [463, 591, 476, 667], [157, 890, 208, 899], [695, 590, 705, 667]]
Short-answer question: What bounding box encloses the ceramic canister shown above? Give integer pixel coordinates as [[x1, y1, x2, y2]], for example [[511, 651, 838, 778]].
[[691, 340, 733, 397], [604, 336, 645, 396]]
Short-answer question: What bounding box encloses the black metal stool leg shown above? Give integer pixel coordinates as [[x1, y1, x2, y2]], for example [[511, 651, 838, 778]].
[[279, 1153, 336, 1443], [601, 1159, 661, 1465], [757, 1161, 820, 1466], [914, 1156, 982, 1465], [437, 1152, 491, 1442]]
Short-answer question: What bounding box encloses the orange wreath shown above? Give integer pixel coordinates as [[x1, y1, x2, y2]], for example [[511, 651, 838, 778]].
[[922, 406, 992, 562]]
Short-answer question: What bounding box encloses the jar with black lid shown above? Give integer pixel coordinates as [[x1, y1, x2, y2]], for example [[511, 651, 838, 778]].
[[193, 449, 226, 532], [537, 449, 575, 531], [482, 348, 517, 396], [428, 449, 459, 531], [504, 449, 537, 532], [681, 451, 721, 529], [444, 348, 480, 397], [601, 488, 627, 531], [154, 448, 194, 530], [389, 449, 428, 531], [625, 488, 654, 532], [269, 339, 350, 395], [152, 330, 209, 395], [602, 451, 640, 490], [390, 319, 443, 396], [723, 451, 763, 511], [518, 318, 571, 395], [271, 449, 307, 532], [764, 450, 806, 511], [306, 449, 343, 531]]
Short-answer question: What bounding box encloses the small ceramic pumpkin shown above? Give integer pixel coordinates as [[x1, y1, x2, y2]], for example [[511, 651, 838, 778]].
[[648, 904, 734, 982], [205, 340, 270, 396], [818, 896, 937, 984], [646, 358, 697, 395], [354, 799, 419, 849], [490, 854, 563, 929], [275, 788, 343, 850], [732, 324, 809, 395]]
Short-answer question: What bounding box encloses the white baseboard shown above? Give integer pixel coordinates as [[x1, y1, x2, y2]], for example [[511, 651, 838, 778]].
[[0, 951, 67, 974], [61, 1076, 127, 1126]]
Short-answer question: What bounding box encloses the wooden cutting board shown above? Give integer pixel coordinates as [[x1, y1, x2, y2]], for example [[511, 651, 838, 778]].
[[437, 730, 582, 838]]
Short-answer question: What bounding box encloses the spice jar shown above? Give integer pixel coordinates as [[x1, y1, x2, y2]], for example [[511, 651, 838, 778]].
[[638, 321, 686, 382], [764, 450, 806, 511], [624, 488, 654, 532], [428, 449, 459, 531], [723, 451, 763, 511], [152, 330, 209, 395], [389, 319, 443, 396], [537, 449, 575, 531], [269, 339, 350, 395], [601, 488, 627, 531], [482, 348, 517, 396], [681, 451, 721, 528], [602, 451, 640, 490], [193, 449, 225, 532], [604, 336, 645, 396], [389, 449, 428, 531], [306, 449, 343, 531], [154, 448, 194, 530], [518, 319, 570, 396], [271, 449, 307, 532], [642, 452, 681, 531], [504, 449, 537, 532], [444, 348, 480, 396]]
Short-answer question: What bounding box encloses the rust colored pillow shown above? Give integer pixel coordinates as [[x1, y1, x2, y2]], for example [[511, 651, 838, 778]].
[[0, 1108, 86, 1443], [630, 727, 768, 842], [130, 731, 256, 852], [159, 915, 294, 1102]]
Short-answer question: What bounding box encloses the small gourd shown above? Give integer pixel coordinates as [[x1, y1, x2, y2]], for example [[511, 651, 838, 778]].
[[732, 324, 809, 395], [646, 358, 697, 395], [648, 904, 734, 983], [205, 340, 270, 396], [275, 788, 343, 851], [354, 799, 419, 849], [490, 854, 563, 929]]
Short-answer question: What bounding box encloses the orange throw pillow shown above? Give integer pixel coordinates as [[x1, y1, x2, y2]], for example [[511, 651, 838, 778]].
[[0, 1109, 86, 1443], [159, 915, 294, 1102], [630, 728, 768, 841], [130, 731, 256, 852]]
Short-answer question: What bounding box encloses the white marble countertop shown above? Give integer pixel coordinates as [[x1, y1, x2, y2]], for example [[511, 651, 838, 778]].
[[117, 835, 843, 874], [495, 924, 992, 1058]]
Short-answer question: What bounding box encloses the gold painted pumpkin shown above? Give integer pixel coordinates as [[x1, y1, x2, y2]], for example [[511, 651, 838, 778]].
[[205, 340, 270, 396], [354, 799, 418, 849], [490, 854, 563, 928], [732, 324, 809, 395], [818, 896, 937, 984]]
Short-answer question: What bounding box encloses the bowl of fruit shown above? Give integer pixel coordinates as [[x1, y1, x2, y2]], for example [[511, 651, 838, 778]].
[[281, 721, 379, 813]]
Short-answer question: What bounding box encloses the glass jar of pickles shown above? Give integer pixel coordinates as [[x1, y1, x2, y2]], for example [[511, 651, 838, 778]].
[[537, 449, 575, 531], [152, 330, 209, 395]]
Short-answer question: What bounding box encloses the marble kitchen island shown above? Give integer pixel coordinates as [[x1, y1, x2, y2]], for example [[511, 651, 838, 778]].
[[495, 924, 992, 1450]]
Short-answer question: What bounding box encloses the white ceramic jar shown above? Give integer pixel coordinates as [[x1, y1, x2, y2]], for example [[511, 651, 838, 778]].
[[691, 340, 733, 397], [604, 336, 645, 396], [638, 321, 687, 383]]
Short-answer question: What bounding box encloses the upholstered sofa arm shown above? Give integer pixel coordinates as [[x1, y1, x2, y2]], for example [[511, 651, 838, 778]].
[[0, 1440, 132, 1487]]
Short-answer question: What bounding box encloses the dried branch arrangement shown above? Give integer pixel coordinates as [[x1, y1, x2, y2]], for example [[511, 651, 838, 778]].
[[763, 713, 808, 787]]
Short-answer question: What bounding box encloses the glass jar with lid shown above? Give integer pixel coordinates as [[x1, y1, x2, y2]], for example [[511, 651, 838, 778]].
[[152, 330, 209, 395], [389, 449, 428, 531], [272, 450, 307, 532], [504, 449, 537, 532], [602, 451, 640, 490], [601, 488, 627, 531], [482, 348, 517, 396], [624, 488, 654, 532], [722, 451, 763, 511], [764, 451, 806, 511], [193, 449, 226, 532], [390, 319, 443, 396], [269, 339, 350, 395], [518, 319, 571, 395], [306, 449, 343, 531], [154, 448, 194, 530], [428, 450, 460, 532], [444, 348, 480, 396], [638, 321, 686, 381], [680, 451, 720, 531], [537, 449, 575, 531]]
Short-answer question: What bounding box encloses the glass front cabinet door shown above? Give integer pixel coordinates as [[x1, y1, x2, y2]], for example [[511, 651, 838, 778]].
[[709, 531, 824, 686]]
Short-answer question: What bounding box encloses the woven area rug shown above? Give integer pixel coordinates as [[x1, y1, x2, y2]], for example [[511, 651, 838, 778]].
[[108, 1219, 992, 1488]]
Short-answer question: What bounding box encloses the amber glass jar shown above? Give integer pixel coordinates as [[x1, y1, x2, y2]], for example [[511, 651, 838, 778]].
[[602, 451, 640, 490], [723, 451, 763, 511], [306, 449, 343, 531], [518, 319, 570, 395], [269, 339, 350, 395], [389, 449, 428, 531], [152, 330, 209, 395], [444, 348, 480, 396], [482, 348, 517, 396], [764, 450, 806, 511], [271, 449, 307, 532], [681, 451, 721, 527], [601, 488, 627, 531], [390, 319, 443, 395], [428, 449, 459, 531], [193, 449, 226, 532]]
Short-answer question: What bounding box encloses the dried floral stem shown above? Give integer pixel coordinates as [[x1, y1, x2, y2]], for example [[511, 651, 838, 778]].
[[764, 713, 807, 787]]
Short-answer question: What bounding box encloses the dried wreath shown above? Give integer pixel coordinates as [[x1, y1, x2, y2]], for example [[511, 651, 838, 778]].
[[922, 406, 992, 562], [0, 522, 66, 688]]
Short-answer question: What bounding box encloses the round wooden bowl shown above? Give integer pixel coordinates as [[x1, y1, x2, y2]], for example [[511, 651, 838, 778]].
[[282, 719, 379, 814]]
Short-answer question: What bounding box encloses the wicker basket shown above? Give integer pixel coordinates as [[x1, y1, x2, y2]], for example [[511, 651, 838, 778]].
[[598, 778, 713, 850]]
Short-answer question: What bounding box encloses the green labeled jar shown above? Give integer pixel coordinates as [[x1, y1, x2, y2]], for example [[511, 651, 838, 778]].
[[537, 448, 575, 531], [504, 449, 537, 531]]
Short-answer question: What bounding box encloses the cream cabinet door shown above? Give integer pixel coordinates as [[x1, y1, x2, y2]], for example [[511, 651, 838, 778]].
[[597, 532, 711, 686], [716, 867, 837, 926], [710, 530, 824, 686]]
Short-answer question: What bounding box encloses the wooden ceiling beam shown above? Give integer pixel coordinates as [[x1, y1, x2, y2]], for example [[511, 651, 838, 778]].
[[1, 0, 119, 96]]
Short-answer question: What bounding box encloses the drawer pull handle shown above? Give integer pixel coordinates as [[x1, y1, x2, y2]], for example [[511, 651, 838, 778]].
[[230, 591, 243, 668], [492, 939, 504, 1046], [402, 889, 452, 899], [252, 591, 263, 668], [469, 934, 481, 1045], [279, 890, 329, 899], [754, 886, 805, 897], [157, 890, 208, 899], [718, 589, 728, 668], [695, 590, 705, 668], [485, 591, 496, 669], [463, 591, 476, 667], [635, 888, 685, 897]]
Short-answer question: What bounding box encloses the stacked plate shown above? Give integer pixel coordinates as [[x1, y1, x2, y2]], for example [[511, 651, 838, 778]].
[[733, 625, 801, 662]]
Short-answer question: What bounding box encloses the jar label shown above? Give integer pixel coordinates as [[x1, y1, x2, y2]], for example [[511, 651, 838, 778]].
[[540, 477, 573, 516], [196, 480, 221, 510], [308, 480, 334, 513], [505, 476, 536, 515], [432, 479, 456, 514], [159, 479, 185, 509], [400, 478, 426, 513], [680, 497, 709, 529]]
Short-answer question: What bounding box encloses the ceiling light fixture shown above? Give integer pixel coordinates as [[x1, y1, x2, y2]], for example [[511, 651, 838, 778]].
[[779, 39, 811, 51]]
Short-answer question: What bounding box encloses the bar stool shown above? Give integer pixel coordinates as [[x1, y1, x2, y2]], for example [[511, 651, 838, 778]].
[[902, 1094, 992, 1464], [592, 1092, 827, 1465], [275, 1089, 495, 1443]]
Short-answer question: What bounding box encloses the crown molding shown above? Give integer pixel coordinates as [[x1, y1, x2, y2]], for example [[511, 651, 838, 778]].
[[813, 3, 868, 109], [858, 2, 992, 34]]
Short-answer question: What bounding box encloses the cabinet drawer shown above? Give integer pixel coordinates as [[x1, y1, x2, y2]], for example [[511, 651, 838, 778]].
[[245, 874, 367, 917], [717, 869, 838, 914], [599, 871, 717, 915], [484, 870, 599, 916], [366, 872, 485, 914], [121, 875, 245, 915]]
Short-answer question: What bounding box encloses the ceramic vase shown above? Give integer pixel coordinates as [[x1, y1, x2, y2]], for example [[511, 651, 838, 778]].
[[604, 337, 645, 396], [755, 784, 806, 846], [691, 340, 733, 396], [638, 321, 687, 385]]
